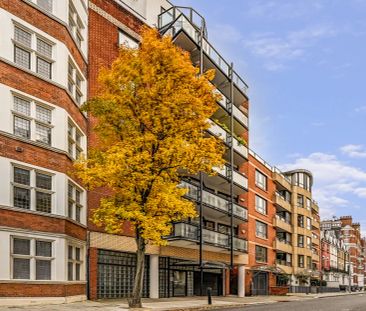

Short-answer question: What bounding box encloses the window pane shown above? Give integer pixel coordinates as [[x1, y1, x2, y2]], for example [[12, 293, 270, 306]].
[[75, 248, 80, 261], [75, 90, 82, 105], [13, 238, 30, 255], [68, 183, 74, 197], [36, 105, 52, 123], [36, 240, 52, 257], [14, 27, 31, 47], [14, 187, 30, 209], [68, 200, 73, 218], [36, 172, 52, 190], [36, 191, 52, 213], [76, 205, 81, 222], [68, 245, 73, 260], [75, 189, 81, 203], [13, 258, 30, 279], [36, 38, 52, 58], [14, 167, 30, 185], [14, 115, 30, 139], [68, 262, 73, 281], [37, 0, 53, 12], [35, 123, 51, 145], [14, 96, 31, 116], [119, 30, 138, 48], [36, 57, 52, 79], [14, 46, 30, 69], [36, 260, 51, 280], [75, 263, 80, 280]]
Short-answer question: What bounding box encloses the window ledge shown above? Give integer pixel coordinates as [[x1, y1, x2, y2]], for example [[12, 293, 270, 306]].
[[0, 280, 86, 285]]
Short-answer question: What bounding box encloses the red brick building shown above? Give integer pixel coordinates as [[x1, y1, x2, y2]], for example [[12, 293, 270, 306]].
[[0, 0, 88, 304]]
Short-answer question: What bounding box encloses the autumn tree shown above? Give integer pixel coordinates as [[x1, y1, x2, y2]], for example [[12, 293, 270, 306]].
[[75, 27, 225, 308]]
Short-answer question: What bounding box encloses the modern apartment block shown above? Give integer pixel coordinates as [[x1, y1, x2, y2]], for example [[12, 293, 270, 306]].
[[244, 153, 321, 294], [321, 217, 365, 290], [87, 0, 250, 300], [272, 168, 321, 288], [0, 0, 88, 304]]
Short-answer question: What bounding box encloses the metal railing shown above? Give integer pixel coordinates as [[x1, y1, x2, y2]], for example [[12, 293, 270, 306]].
[[158, 7, 249, 95]]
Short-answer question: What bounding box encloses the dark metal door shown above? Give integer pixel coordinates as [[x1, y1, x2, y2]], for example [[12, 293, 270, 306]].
[[252, 272, 268, 295]]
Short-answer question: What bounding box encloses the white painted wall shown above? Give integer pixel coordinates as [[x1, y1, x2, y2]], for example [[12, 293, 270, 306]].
[[0, 228, 86, 282], [25, 0, 88, 57], [0, 157, 87, 225], [0, 8, 87, 103], [0, 84, 86, 154]]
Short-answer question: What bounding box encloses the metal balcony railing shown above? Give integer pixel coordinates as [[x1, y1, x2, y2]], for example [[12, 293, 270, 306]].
[[158, 7, 249, 95]]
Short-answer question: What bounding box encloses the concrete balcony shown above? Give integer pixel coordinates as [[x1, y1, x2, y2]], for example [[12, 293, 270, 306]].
[[273, 238, 292, 253], [207, 120, 228, 143], [272, 169, 292, 191], [233, 137, 248, 159], [180, 181, 248, 221], [276, 260, 293, 274], [202, 190, 229, 213], [312, 236, 320, 245], [233, 105, 248, 128], [274, 192, 292, 212], [232, 169, 248, 190], [312, 219, 320, 229], [168, 222, 248, 253], [312, 252, 320, 262], [233, 203, 248, 220], [273, 215, 292, 233]]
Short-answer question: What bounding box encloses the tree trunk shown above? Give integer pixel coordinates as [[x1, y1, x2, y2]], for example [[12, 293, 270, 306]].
[[128, 229, 146, 308]]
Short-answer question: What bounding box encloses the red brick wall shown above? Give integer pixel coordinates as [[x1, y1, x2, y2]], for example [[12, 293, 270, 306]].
[[0, 208, 86, 240], [0, 283, 86, 297], [0, 0, 87, 74], [0, 62, 87, 134], [242, 153, 276, 294], [88, 247, 98, 300]]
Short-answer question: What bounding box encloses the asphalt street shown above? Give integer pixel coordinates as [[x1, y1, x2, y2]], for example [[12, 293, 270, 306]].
[[220, 294, 366, 311]]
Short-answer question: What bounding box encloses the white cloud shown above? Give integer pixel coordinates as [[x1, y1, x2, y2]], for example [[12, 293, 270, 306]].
[[279, 152, 366, 219], [244, 25, 337, 71], [340, 144, 366, 158]]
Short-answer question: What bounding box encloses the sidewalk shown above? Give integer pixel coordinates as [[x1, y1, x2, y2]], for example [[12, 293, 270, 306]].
[[0, 292, 363, 311]]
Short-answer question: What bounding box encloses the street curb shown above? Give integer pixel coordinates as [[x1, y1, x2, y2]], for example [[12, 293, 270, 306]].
[[147, 293, 364, 311]]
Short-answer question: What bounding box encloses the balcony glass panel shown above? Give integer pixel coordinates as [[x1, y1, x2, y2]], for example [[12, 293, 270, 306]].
[[232, 170, 248, 189], [174, 223, 198, 239], [179, 181, 198, 200], [213, 165, 228, 177], [233, 203, 248, 220], [233, 237, 247, 251], [202, 229, 229, 247], [213, 88, 227, 109], [207, 120, 227, 141], [202, 190, 229, 212], [233, 137, 248, 159], [233, 105, 248, 127]]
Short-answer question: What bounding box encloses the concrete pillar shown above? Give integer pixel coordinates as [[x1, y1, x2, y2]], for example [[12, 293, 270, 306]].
[[149, 254, 159, 299], [238, 265, 245, 297]]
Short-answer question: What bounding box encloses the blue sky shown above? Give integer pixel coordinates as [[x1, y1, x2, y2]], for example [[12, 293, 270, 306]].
[[173, 0, 366, 229]]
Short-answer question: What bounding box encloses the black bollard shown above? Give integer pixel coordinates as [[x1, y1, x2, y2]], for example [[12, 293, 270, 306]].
[[207, 287, 212, 305]]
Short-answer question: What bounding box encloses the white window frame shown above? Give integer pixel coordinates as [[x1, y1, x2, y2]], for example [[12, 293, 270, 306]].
[[11, 236, 54, 280], [68, 1, 85, 48], [67, 120, 84, 159], [118, 29, 139, 49], [255, 170, 267, 190], [67, 244, 83, 281], [12, 93, 54, 146], [68, 59, 84, 106], [255, 220, 267, 239], [255, 195, 267, 215], [12, 164, 54, 213], [67, 181, 83, 222], [13, 23, 55, 79]]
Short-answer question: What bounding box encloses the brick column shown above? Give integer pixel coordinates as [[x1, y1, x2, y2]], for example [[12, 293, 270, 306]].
[[88, 247, 98, 300]]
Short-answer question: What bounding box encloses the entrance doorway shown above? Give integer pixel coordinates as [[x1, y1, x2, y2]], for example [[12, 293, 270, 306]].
[[193, 271, 223, 296], [173, 271, 187, 296], [252, 271, 269, 295]]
